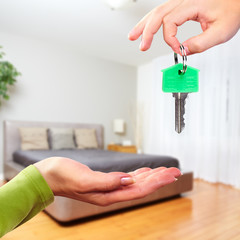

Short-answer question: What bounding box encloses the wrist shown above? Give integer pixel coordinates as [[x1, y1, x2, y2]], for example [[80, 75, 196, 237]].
[[34, 157, 61, 196]]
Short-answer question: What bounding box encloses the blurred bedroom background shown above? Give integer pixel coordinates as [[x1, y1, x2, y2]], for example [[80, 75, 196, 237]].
[[0, 0, 239, 188], [1, 1, 240, 239]]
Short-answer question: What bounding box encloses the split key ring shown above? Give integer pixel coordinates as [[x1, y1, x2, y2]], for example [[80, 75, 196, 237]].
[[174, 44, 187, 75]]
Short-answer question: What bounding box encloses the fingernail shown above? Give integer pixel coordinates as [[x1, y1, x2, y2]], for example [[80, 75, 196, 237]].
[[121, 177, 135, 185], [183, 45, 190, 55], [174, 178, 178, 182]]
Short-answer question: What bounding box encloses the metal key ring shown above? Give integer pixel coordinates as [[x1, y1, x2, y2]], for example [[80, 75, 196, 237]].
[[174, 44, 187, 75]]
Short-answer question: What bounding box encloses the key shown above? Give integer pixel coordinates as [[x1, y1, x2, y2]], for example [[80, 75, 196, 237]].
[[161, 45, 199, 133], [172, 92, 188, 133]]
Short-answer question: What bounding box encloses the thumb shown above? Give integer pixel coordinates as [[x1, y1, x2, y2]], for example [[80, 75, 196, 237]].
[[183, 23, 228, 55], [89, 172, 135, 192]]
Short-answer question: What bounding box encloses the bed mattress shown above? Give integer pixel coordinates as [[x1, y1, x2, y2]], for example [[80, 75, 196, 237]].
[[13, 149, 179, 173]]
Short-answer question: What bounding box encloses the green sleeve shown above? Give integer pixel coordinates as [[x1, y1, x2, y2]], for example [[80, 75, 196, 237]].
[[0, 165, 54, 237]]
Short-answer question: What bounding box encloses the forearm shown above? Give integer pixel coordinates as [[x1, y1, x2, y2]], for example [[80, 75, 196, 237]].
[[0, 165, 54, 237]]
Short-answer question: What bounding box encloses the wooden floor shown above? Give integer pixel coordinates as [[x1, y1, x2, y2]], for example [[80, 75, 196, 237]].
[[2, 179, 240, 240]]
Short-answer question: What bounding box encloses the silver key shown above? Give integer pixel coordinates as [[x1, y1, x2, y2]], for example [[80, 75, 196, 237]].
[[172, 93, 188, 134]]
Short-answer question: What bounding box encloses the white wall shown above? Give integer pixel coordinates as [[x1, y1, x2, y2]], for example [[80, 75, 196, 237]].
[[0, 32, 137, 177], [136, 62, 154, 152]]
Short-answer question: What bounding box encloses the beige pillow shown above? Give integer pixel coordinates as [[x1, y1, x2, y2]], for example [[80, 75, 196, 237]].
[[19, 128, 49, 150], [74, 128, 98, 149]]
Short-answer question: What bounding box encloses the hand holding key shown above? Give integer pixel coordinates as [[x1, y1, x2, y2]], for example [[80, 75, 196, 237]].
[[162, 45, 199, 133], [128, 0, 240, 55]]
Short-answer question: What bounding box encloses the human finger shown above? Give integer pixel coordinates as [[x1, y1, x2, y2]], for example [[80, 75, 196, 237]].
[[150, 167, 167, 173], [163, 4, 198, 54], [128, 167, 152, 176], [98, 171, 177, 205], [143, 171, 177, 191], [77, 171, 135, 193], [131, 167, 166, 179], [128, 167, 173, 182], [154, 167, 182, 178], [128, 167, 167, 182], [71, 170, 178, 206], [128, 11, 152, 41], [182, 22, 234, 55], [140, 0, 183, 51], [95, 172, 135, 190], [133, 167, 180, 184], [139, 11, 164, 51]]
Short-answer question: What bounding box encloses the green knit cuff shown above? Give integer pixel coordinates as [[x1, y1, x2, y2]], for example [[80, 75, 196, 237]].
[[21, 165, 54, 208]]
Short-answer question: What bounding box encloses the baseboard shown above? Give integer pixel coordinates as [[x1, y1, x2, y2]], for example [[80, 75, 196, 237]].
[[0, 173, 3, 180]]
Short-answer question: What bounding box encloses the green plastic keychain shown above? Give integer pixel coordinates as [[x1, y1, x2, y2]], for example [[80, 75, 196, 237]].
[[162, 45, 200, 93], [161, 44, 200, 133]]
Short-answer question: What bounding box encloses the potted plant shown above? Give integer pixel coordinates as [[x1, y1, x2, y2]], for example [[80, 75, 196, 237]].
[[0, 47, 21, 107]]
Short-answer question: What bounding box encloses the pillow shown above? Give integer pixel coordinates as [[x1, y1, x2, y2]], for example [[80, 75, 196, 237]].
[[49, 128, 75, 150], [74, 128, 98, 149], [19, 128, 49, 150]]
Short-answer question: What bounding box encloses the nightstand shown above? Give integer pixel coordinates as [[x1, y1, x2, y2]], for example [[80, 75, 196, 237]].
[[107, 144, 137, 153]]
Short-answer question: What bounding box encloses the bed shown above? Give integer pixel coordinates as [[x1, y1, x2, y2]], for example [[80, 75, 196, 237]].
[[3, 120, 193, 222]]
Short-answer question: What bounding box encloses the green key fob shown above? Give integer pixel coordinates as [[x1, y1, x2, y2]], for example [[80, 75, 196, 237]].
[[162, 63, 199, 93], [161, 44, 200, 134]]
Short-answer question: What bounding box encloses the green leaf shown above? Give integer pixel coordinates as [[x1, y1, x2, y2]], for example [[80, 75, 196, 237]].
[[3, 94, 9, 100], [0, 46, 21, 107]]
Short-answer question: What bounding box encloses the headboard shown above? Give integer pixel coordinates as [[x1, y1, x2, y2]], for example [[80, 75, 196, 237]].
[[4, 120, 104, 164]]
